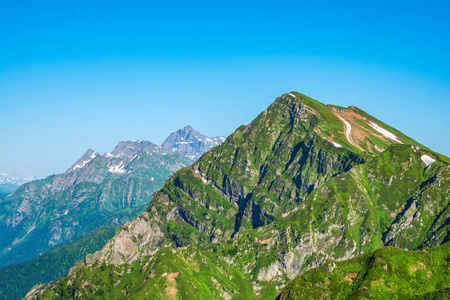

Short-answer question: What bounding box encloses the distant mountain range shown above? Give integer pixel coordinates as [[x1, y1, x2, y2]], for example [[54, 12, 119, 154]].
[[0, 173, 39, 198], [0, 172, 38, 186], [29, 92, 450, 299], [0, 126, 225, 269]]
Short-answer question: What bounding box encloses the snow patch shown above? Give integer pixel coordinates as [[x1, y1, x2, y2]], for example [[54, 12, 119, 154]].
[[332, 141, 342, 148], [421, 155, 436, 166], [337, 116, 354, 146], [72, 152, 98, 170], [369, 122, 403, 144], [108, 162, 126, 174], [288, 93, 296, 97], [194, 170, 199, 174]]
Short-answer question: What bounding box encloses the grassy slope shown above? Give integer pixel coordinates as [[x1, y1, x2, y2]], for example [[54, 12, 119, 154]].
[[35, 245, 262, 300], [278, 242, 450, 300], [30, 92, 450, 299]]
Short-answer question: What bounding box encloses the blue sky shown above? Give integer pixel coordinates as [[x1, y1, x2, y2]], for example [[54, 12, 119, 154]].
[[0, 0, 449, 177]]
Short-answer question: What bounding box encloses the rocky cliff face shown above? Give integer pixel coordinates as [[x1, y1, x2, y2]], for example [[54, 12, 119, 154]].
[[28, 93, 450, 299], [162, 125, 226, 160], [0, 127, 224, 268]]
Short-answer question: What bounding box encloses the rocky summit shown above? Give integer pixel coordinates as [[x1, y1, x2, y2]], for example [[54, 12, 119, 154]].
[[162, 125, 226, 160], [0, 126, 224, 269], [26, 92, 450, 299]]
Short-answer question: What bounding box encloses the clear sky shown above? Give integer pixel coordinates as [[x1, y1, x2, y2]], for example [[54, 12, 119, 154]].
[[1, 0, 449, 177]]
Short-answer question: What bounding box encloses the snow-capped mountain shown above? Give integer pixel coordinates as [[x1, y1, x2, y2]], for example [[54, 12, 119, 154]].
[[0, 126, 225, 268], [0, 172, 39, 186], [67, 126, 226, 173], [162, 125, 226, 160]]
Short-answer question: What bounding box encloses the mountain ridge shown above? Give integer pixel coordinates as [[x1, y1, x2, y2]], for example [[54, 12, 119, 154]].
[[25, 92, 450, 299], [0, 126, 224, 268]]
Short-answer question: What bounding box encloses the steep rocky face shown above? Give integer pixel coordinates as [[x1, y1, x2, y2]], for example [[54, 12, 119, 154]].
[[110, 141, 160, 159], [162, 125, 226, 160], [30, 92, 450, 299]]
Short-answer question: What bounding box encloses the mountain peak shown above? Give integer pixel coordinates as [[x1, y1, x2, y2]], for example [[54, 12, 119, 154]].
[[180, 125, 194, 132], [110, 140, 160, 158], [67, 149, 99, 172], [162, 126, 225, 160], [272, 91, 424, 154]]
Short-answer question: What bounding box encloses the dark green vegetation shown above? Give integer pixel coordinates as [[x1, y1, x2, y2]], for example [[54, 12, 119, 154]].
[[0, 226, 118, 300], [278, 241, 450, 300], [28, 93, 450, 299]]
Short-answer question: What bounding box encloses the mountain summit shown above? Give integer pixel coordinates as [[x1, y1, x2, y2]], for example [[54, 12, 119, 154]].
[[26, 93, 450, 299], [162, 125, 226, 160]]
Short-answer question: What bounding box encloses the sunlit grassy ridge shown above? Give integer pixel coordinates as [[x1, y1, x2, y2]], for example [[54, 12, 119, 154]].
[[279, 242, 450, 300], [29, 93, 450, 299]]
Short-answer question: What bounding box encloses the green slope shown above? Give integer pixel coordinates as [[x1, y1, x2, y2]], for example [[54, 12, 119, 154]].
[[28, 92, 450, 299], [278, 242, 450, 300]]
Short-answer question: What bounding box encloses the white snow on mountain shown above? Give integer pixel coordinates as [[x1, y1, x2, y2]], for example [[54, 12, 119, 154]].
[[369, 121, 403, 144], [72, 152, 98, 170], [0, 172, 39, 185], [332, 141, 342, 148], [337, 115, 354, 146], [108, 162, 126, 174], [421, 155, 436, 166]]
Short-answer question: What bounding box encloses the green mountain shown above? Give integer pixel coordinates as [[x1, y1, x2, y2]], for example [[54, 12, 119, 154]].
[[26, 92, 450, 299], [278, 241, 450, 300], [0, 226, 119, 300]]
